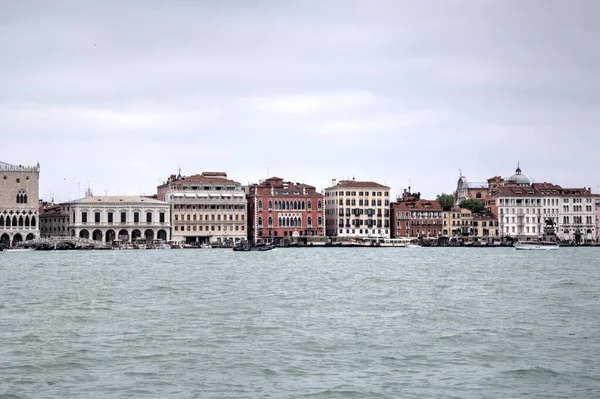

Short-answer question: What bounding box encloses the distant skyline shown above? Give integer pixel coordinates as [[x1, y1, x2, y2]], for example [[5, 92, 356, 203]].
[[2, 1, 600, 202]]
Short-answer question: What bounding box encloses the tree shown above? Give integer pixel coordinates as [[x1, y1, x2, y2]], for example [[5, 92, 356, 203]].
[[436, 193, 454, 208], [459, 199, 485, 214]]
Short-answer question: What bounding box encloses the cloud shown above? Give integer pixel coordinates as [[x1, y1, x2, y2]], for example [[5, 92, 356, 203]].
[[1, 0, 599, 201]]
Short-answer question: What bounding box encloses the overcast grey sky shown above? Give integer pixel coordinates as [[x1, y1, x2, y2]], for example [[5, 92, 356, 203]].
[[2, 0, 599, 202]]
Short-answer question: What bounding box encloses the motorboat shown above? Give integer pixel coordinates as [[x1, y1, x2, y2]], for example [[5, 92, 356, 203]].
[[514, 240, 559, 250], [233, 243, 275, 252]]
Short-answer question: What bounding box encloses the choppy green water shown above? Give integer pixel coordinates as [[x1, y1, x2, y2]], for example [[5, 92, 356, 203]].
[[1, 248, 599, 398]]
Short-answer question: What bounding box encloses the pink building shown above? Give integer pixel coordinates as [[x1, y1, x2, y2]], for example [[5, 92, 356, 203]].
[[595, 195, 600, 242]]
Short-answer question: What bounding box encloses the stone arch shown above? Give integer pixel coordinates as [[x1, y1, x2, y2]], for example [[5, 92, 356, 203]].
[[25, 216, 30, 227], [92, 230, 103, 241], [1, 233, 9, 246], [12, 216, 17, 226], [79, 229, 90, 239], [157, 229, 167, 241], [26, 233, 35, 241], [145, 229, 154, 241], [118, 229, 129, 242], [0, 215, 3, 227], [18, 216, 24, 227], [12, 233, 23, 246], [105, 229, 116, 243], [131, 229, 141, 241]]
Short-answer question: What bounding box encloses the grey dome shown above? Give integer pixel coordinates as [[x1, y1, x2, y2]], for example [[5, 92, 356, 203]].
[[508, 165, 530, 185]]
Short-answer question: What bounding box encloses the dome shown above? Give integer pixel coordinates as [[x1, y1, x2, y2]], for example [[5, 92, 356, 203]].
[[508, 165, 530, 185]]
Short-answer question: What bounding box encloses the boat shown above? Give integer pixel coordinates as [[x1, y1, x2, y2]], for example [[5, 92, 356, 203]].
[[514, 240, 559, 250], [233, 242, 275, 252], [200, 243, 212, 249], [4, 248, 35, 252]]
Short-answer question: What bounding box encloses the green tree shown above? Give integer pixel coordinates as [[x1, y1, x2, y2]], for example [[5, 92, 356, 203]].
[[459, 199, 485, 214], [436, 193, 454, 208]]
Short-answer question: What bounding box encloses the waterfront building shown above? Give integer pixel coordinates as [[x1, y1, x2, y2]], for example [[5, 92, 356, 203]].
[[494, 182, 596, 243], [595, 195, 600, 242], [64, 193, 170, 243], [390, 190, 443, 238], [448, 207, 473, 241], [39, 203, 69, 237], [247, 176, 324, 243], [0, 161, 40, 246], [324, 178, 390, 238], [157, 172, 247, 246], [470, 213, 500, 242]]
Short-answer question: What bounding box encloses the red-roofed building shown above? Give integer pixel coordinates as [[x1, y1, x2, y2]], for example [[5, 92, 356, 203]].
[[157, 171, 247, 246], [391, 190, 444, 238], [323, 178, 391, 238], [247, 177, 324, 244]]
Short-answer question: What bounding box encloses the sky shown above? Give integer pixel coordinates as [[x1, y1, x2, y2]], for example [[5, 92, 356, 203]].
[[2, 0, 600, 202]]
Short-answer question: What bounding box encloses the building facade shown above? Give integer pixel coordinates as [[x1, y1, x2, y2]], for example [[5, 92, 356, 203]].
[[324, 179, 390, 238], [0, 161, 40, 246], [64, 195, 170, 243], [247, 176, 324, 243], [391, 190, 443, 238], [595, 195, 600, 241], [495, 183, 596, 242], [39, 203, 69, 237], [157, 172, 247, 246]]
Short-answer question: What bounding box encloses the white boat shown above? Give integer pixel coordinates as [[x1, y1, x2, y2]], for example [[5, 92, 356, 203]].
[[4, 248, 35, 252], [406, 243, 422, 248], [514, 240, 559, 250], [199, 243, 212, 249]]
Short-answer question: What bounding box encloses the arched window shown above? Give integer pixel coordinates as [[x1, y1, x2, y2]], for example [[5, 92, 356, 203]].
[[268, 216, 273, 226], [25, 216, 30, 227], [318, 216, 322, 226], [278, 216, 282, 227], [268, 200, 273, 210], [16, 189, 27, 204], [31, 217, 36, 227], [307, 217, 312, 226], [317, 200, 322, 210], [301, 201, 305, 210], [18, 216, 23, 227], [258, 200, 263, 210], [258, 217, 263, 227], [307, 201, 312, 210], [286, 217, 290, 226], [286, 201, 290, 210], [475, 192, 482, 199]]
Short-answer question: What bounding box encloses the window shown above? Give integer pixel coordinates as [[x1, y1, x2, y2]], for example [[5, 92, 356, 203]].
[[121, 212, 126, 223], [108, 212, 113, 223], [147, 212, 152, 223], [82, 212, 88, 223], [16, 189, 28, 204], [134, 212, 139, 223], [160, 213, 165, 223], [95, 212, 100, 223], [258, 200, 263, 210], [258, 217, 263, 227]]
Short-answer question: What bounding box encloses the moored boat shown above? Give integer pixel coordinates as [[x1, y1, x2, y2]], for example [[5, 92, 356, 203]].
[[233, 242, 275, 251], [514, 240, 559, 250]]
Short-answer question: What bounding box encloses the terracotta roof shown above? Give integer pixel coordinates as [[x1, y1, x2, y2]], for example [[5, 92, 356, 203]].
[[392, 200, 442, 212], [325, 180, 390, 190], [492, 183, 593, 197], [178, 174, 239, 185]]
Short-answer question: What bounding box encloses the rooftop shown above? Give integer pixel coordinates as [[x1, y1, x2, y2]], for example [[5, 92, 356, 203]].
[[65, 195, 168, 205], [326, 179, 390, 190]]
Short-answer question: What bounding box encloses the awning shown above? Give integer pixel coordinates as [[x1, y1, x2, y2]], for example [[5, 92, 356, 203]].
[[172, 193, 184, 197], [184, 193, 196, 198]]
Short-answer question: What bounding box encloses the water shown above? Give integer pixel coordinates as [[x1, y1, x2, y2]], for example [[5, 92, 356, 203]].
[[1, 248, 599, 398]]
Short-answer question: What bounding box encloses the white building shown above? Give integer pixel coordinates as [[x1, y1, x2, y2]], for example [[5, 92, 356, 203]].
[[324, 178, 391, 238], [157, 172, 247, 246], [64, 194, 171, 243], [495, 181, 596, 243], [0, 161, 40, 246]]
